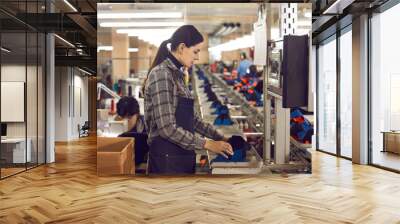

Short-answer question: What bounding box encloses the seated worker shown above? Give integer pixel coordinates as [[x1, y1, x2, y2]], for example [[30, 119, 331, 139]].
[[116, 96, 148, 166]]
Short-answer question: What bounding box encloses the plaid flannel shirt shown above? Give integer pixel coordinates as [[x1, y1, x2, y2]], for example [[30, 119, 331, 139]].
[[144, 58, 224, 151]]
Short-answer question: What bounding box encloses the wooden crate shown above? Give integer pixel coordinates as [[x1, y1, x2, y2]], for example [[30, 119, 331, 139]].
[[97, 137, 135, 176]]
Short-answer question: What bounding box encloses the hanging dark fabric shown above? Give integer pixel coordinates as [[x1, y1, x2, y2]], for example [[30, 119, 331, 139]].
[[282, 35, 309, 108]]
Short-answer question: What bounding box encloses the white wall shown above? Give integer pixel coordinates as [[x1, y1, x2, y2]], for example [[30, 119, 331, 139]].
[[72, 73, 89, 138], [54, 67, 89, 141], [55, 66, 69, 141]]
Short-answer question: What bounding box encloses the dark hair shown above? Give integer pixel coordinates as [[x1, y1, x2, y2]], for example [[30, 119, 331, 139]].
[[150, 25, 203, 73], [241, 52, 247, 59], [142, 25, 204, 92], [249, 65, 257, 75], [116, 96, 140, 118]]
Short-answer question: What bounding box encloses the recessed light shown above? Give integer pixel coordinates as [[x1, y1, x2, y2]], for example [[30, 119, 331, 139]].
[[78, 67, 92, 76], [54, 34, 75, 48], [1, 47, 11, 53], [63, 0, 78, 12]]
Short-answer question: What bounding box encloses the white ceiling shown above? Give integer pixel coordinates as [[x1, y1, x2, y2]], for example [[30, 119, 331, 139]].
[[97, 3, 259, 35], [97, 3, 312, 47]]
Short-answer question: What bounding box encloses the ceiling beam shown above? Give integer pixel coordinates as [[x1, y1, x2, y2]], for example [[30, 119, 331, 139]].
[[67, 13, 97, 39], [55, 55, 96, 71]]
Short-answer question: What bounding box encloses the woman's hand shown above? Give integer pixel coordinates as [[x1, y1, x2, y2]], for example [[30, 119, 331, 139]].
[[204, 139, 233, 158]]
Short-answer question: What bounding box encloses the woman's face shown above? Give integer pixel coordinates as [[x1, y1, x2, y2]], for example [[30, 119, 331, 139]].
[[177, 42, 202, 68]]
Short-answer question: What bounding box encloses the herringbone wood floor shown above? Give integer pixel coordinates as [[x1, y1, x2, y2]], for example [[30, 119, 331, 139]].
[[1, 136, 400, 224]]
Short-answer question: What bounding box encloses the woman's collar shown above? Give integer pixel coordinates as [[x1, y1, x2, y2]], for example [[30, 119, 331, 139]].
[[165, 57, 185, 75], [167, 52, 184, 71]]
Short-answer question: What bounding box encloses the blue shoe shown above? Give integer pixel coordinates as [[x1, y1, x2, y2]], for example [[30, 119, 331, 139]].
[[212, 149, 246, 162]]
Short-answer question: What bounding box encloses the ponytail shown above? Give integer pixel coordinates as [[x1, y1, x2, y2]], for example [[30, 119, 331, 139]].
[[148, 39, 171, 76], [142, 39, 170, 94]]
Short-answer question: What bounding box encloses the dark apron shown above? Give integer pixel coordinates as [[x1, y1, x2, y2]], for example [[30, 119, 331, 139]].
[[148, 96, 196, 174]]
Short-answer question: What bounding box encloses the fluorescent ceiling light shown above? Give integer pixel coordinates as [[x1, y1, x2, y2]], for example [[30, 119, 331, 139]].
[[138, 33, 174, 47], [209, 32, 255, 53], [128, 48, 139, 52], [100, 21, 184, 28], [139, 37, 163, 47], [117, 28, 176, 35], [54, 34, 75, 48], [220, 26, 234, 36], [128, 33, 173, 38], [229, 26, 239, 34], [119, 29, 176, 42], [97, 46, 139, 53], [98, 11, 182, 19], [214, 26, 227, 36], [1, 47, 11, 53], [63, 0, 78, 12], [97, 46, 113, 52], [116, 29, 175, 47]]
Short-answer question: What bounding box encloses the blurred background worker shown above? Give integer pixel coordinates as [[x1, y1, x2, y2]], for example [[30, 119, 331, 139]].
[[236, 52, 252, 79]]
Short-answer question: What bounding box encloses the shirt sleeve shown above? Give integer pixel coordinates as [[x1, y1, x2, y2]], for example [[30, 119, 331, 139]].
[[148, 69, 206, 151], [193, 111, 224, 140]]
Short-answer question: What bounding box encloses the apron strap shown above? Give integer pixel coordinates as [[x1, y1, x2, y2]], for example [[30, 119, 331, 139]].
[[167, 67, 193, 99]]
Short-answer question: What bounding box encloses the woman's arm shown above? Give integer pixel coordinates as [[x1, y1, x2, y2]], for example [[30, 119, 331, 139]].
[[193, 112, 225, 141]]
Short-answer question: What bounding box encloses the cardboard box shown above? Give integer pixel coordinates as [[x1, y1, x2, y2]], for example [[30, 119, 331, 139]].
[[97, 137, 135, 176]]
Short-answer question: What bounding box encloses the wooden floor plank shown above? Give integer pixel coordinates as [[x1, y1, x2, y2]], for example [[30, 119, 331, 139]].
[[0, 136, 399, 223]]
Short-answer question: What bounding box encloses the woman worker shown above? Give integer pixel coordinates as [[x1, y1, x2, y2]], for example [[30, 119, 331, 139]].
[[143, 25, 233, 174]]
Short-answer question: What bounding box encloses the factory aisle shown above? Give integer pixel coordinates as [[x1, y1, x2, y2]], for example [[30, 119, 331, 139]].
[[0, 137, 399, 223]]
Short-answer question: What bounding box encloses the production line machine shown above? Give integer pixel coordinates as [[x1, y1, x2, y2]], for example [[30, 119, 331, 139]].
[[193, 66, 312, 174]]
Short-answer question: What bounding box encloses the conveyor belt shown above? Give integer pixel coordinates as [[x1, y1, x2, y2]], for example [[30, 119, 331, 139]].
[[192, 68, 266, 174], [205, 71, 265, 133], [193, 66, 311, 174]]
